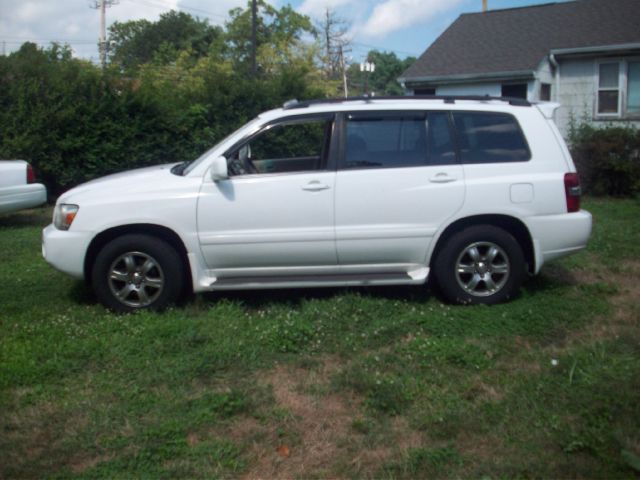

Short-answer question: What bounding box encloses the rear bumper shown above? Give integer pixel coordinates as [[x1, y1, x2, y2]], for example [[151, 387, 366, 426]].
[[526, 210, 592, 273], [42, 224, 91, 279], [0, 183, 47, 214]]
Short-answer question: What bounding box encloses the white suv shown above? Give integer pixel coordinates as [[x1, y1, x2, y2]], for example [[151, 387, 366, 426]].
[[42, 96, 592, 312]]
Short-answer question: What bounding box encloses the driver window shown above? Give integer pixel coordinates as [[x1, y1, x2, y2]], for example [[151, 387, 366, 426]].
[[228, 118, 332, 176]]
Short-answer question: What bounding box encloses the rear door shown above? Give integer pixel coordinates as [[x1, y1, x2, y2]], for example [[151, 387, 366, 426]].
[[334, 111, 465, 267]]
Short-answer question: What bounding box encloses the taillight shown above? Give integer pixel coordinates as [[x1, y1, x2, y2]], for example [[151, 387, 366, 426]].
[[564, 173, 581, 213], [26, 164, 36, 184]]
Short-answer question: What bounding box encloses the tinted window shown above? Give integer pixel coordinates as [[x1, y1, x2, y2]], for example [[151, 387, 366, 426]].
[[426, 112, 456, 165], [345, 114, 427, 168], [452, 112, 530, 163], [228, 118, 331, 175]]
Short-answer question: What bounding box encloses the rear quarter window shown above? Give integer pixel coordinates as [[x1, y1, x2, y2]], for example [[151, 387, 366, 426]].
[[452, 112, 531, 164]]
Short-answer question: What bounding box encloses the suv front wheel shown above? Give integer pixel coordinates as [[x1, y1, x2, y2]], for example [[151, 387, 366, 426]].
[[434, 225, 526, 305], [91, 234, 184, 313]]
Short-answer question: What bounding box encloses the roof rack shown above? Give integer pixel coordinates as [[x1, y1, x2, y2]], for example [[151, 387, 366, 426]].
[[282, 95, 531, 109]]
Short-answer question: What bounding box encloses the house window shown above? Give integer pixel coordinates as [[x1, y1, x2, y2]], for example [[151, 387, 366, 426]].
[[501, 83, 528, 99], [540, 83, 551, 101], [414, 88, 436, 96], [597, 62, 620, 115], [628, 62, 640, 115]]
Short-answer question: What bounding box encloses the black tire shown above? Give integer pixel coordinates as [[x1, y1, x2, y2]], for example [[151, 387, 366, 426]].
[[91, 234, 184, 313], [433, 225, 526, 305]]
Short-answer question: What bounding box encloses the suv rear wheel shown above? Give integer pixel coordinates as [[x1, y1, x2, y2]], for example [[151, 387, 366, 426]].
[[434, 225, 526, 305], [91, 234, 184, 313]]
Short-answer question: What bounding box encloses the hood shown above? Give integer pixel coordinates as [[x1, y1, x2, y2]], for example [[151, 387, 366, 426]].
[[58, 163, 180, 204]]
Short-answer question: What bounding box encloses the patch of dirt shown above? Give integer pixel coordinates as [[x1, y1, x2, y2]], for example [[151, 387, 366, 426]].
[[235, 357, 428, 479], [1, 398, 105, 477], [69, 454, 112, 474], [464, 378, 504, 403], [550, 260, 640, 350], [241, 358, 360, 479], [391, 416, 423, 451]]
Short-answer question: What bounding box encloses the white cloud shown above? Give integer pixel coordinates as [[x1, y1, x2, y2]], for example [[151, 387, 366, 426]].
[[357, 0, 464, 38]]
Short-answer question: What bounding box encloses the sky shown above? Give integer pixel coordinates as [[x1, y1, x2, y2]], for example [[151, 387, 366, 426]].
[[0, 0, 570, 63]]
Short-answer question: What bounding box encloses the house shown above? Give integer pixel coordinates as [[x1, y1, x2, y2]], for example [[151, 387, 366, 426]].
[[398, 0, 640, 136]]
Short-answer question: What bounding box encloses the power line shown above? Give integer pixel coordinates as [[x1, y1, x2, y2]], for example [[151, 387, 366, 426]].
[[126, 0, 227, 21], [0, 36, 96, 43], [0, 39, 98, 46]]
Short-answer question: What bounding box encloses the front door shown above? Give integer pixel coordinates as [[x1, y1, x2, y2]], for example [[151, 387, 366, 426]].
[[197, 114, 337, 274]]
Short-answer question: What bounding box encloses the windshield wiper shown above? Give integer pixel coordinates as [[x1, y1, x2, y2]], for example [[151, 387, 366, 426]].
[[170, 161, 190, 176]]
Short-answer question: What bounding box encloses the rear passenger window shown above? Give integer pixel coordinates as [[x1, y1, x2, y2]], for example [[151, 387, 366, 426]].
[[344, 112, 456, 169], [345, 114, 427, 168], [452, 112, 530, 163]]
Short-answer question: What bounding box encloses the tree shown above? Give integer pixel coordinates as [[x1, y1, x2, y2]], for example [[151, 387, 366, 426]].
[[107, 11, 222, 71], [315, 7, 350, 80], [225, 1, 314, 74]]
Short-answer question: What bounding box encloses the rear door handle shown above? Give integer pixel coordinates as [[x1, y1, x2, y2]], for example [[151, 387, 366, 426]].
[[302, 181, 330, 192], [429, 173, 457, 184]]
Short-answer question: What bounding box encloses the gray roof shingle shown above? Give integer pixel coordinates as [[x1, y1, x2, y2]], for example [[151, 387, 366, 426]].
[[401, 0, 640, 81]]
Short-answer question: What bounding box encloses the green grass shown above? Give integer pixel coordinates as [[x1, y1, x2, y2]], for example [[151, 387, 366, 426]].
[[1, 198, 639, 478]]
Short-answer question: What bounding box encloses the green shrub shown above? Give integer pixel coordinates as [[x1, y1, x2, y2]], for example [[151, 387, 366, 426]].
[[569, 122, 640, 197], [0, 42, 324, 197]]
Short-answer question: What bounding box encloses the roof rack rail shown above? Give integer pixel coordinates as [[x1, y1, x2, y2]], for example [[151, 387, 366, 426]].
[[282, 95, 531, 109]]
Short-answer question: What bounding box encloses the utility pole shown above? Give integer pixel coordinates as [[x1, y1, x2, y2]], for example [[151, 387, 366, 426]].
[[338, 45, 351, 98], [100, 0, 106, 66], [251, 0, 257, 77], [91, 0, 118, 68], [482, 0, 488, 12], [325, 9, 332, 77]]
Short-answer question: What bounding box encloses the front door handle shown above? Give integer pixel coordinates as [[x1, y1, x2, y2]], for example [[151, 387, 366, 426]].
[[302, 181, 330, 192], [429, 172, 457, 184]]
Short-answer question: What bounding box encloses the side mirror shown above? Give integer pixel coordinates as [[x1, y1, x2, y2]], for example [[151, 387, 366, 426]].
[[210, 155, 228, 181]]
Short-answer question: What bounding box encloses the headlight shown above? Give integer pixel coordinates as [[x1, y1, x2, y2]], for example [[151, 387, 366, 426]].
[[53, 204, 79, 230]]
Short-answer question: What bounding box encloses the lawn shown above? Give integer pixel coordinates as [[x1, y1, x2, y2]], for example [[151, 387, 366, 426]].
[[1, 198, 639, 478]]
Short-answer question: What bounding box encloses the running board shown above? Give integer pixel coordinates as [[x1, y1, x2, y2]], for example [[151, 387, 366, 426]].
[[209, 271, 426, 290]]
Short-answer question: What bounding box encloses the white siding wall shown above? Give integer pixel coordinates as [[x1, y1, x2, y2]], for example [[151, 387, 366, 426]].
[[554, 58, 640, 137], [432, 82, 501, 96], [554, 59, 595, 136], [535, 59, 554, 101]]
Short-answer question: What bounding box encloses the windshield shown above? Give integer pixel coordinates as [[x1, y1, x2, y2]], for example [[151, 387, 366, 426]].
[[182, 116, 263, 175]]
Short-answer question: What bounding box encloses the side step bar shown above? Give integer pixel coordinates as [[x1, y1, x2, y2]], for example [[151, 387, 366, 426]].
[[210, 272, 424, 290]]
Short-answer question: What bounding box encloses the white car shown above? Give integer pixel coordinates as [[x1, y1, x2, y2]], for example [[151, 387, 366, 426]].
[[0, 160, 47, 215], [42, 96, 591, 312]]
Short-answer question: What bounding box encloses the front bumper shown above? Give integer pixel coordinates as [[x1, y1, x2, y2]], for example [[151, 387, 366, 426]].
[[42, 224, 91, 279]]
